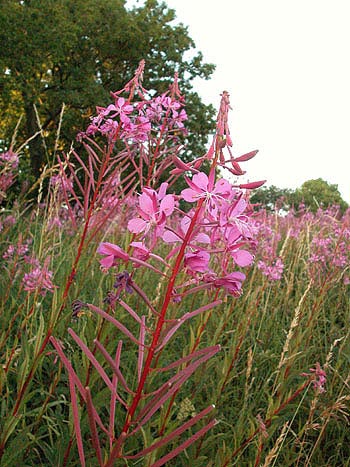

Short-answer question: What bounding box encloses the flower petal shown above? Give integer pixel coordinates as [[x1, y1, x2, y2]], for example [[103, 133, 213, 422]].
[[192, 172, 209, 191], [181, 188, 200, 203], [127, 218, 148, 233], [160, 194, 175, 216], [97, 242, 129, 261], [231, 250, 254, 267], [138, 191, 155, 218]]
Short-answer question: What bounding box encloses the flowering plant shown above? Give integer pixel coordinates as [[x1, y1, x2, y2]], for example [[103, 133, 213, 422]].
[[50, 61, 264, 466]]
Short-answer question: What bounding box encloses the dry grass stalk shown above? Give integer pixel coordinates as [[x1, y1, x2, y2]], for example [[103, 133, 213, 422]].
[[278, 281, 312, 370], [261, 421, 289, 467]]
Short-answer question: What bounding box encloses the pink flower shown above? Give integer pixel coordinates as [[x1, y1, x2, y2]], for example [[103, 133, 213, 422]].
[[130, 241, 150, 261], [220, 197, 247, 227], [181, 172, 232, 220], [171, 108, 187, 129], [184, 250, 210, 273], [121, 116, 151, 142], [182, 172, 231, 202], [127, 183, 175, 237], [22, 262, 56, 296], [258, 258, 284, 281], [113, 97, 134, 115], [3, 242, 29, 261], [214, 271, 246, 296], [0, 150, 19, 169], [97, 242, 129, 269], [302, 363, 327, 393], [230, 249, 254, 267], [162, 215, 210, 245]]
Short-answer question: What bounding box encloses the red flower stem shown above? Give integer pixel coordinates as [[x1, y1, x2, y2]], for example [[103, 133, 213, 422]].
[[5, 111, 130, 436], [105, 198, 205, 464], [158, 297, 219, 438]]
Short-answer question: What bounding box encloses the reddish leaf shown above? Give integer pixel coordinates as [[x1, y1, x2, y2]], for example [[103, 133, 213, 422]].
[[239, 180, 266, 189], [125, 405, 215, 459], [234, 149, 259, 162], [86, 387, 103, 466], [68, 376, 86, 467], [151, 419, 217, 467]]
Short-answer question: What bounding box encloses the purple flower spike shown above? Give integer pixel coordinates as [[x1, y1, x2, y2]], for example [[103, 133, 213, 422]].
[[114, 271, 133, 295]]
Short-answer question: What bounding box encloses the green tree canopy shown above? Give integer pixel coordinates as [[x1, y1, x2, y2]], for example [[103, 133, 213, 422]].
[[292, 178, 348, 213], [250, 179, 348, 214], [250, 185, 295, 211], [0, 0, 215, 177]]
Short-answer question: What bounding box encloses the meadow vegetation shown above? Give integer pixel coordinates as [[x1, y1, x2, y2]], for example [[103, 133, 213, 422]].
[[1, 62, 349, 466]]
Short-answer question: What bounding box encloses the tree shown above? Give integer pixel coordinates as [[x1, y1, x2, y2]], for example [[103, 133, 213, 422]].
[[0, 0, 215, 177], [292, 178, 348, 213], [249, 185, 294, 211], [250, 179, 348, 215]]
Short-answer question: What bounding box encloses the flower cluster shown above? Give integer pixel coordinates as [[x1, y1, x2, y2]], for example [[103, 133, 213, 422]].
[[82, 92, 187, 144], [22, 259, 56, 296], [0, 150, 19, 169], [94, 88, 265, 300], [3, 241, 30, 261], [254, 213, 284, 282], [302, 362, 327, 393], [257, 257, 284, 281], [98, 168, 258, 297]]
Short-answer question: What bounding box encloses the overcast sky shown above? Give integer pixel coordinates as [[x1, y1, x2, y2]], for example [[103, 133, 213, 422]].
[[130, 0, 350, 202]]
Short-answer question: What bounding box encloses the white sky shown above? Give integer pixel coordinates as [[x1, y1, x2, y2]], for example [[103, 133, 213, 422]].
[[129, 0, 350, 203]]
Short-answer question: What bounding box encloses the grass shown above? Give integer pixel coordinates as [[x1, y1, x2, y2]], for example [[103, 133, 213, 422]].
[[1, 199, 349, 466], [1, 64, 349, 466]]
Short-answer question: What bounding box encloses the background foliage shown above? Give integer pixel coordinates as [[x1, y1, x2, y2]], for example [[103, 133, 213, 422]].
[[0, 0, 215, 177], [250, 178, 348, 214]]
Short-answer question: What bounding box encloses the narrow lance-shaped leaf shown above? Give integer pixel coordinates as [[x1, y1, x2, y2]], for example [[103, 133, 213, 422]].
[[50, 336, 109, 435], [137, 346, 220, 419], [124, 404, 215, 459], [87, 304, 142, 346], [68, 328, 115, 392], [68, 375, 86, 467], [151, 419, 218, 467], [131, 281, 160, 316], [156, 345, 221, 373], [131, 346, 220, 433], [109, 341, 123, 450], [85, 387, 104, 467], [118, 299, 143, 325], [156, 301, 222, 352], [93, 339, 134, 396]]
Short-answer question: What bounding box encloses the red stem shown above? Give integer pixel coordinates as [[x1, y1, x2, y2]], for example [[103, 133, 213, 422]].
[[105, 198, 205, 464]]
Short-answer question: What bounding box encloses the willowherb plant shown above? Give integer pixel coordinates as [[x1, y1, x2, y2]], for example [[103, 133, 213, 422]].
[[253, 202, 350, 285], [50, 61, 265, 466]]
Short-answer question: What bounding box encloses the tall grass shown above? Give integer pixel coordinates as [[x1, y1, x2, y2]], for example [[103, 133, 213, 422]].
[[1, 62, 349, 466]]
